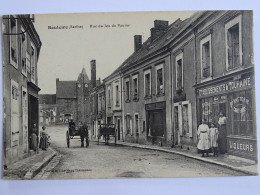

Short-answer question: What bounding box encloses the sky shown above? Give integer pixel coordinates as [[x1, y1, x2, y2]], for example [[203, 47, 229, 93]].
[[34, 11, 196, 94]]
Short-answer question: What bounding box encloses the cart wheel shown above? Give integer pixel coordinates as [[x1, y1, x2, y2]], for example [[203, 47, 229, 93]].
[[66, 131, 70, 148]]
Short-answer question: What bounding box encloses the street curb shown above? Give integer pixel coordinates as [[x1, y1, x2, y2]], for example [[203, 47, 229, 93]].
[[24, 147, 57, 180], [94, 140, 258, 176]]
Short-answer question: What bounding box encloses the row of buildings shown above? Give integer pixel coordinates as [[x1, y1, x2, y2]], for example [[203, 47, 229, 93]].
[[39, 10, 256, 161], [2, 15, 42, 165], [102, 10, 256, 161]]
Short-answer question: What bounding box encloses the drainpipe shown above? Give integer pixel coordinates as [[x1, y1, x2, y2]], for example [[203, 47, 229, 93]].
[[119, 70, 125, 142], [194, 27, 198, 143]]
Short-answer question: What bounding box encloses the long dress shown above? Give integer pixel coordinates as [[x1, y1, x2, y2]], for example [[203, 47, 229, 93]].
[[31, 127, 38, 151], [197, 124, 210, 153], [209, 127, 219, 148], [39, 129, 48, 150], [218, 116, 227, 154]]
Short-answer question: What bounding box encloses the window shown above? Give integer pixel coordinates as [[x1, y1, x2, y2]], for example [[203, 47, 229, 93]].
[[107, 85, 111, 108], [156, 64, 164, 95], [225, 15, 242, 70], [200, 34, 212, 79], [115, 85, 119, 106], [9, 16, 18, 68], [144, 69, 151, 97], [229, 90, 253, 136], [132, 74, 138, 100], [125, 78, 130, 101], [31, 44, 36, 83], [21, 26, 27, 77], [134, 114, 139, 135], [126, 114, 132, 135], [176, 53, 183, 91]]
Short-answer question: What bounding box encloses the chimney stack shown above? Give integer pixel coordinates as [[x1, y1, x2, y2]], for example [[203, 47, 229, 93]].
[[150, 20, 168, 42], [91, 60, 96, 88], [134, 35, 142, 52]]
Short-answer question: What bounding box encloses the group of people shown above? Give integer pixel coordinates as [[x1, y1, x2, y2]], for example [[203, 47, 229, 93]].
[[30, 123, 50, 151], [197, 112, 227, 157]]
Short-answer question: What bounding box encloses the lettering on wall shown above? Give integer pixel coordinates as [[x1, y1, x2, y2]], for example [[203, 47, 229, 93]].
[[198, 77, 251, 97]]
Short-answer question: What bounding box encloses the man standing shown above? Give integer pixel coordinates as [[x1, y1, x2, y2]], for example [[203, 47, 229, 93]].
[[80, 122, 89, 148]]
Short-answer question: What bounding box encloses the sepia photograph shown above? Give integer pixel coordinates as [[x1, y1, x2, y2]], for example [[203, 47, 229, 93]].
[[1, 10, 258, 181]]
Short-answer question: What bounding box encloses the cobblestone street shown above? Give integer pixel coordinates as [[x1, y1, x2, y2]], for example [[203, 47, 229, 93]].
[[36, 125, 247, 179]]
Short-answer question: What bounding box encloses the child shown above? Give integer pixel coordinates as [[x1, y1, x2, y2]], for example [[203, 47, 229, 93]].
[[209, 123, 219, 157]]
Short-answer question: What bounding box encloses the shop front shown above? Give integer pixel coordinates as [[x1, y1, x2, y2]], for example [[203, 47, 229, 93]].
[[145, 101, 166, 145], [196, 70, 257, 160]]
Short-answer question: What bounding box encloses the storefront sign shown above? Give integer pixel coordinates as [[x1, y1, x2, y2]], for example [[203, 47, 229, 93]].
[[198, 77, 251, 97], [229, 141, 254, 152], [228, 138, 257, 160]]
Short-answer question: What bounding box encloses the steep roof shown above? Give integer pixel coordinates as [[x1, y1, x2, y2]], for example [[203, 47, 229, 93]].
[[56, 81, 77, 99], [77, 68, 90, 83], [39, 94, 56, 104], [104, 11, 206, 79]]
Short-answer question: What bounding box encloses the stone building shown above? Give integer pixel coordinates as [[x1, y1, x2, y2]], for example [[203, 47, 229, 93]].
[[2, 14, 42, 165], [55, 67, 91, 124], [193, 11, 256, 160], [39, 94, 56, 126]]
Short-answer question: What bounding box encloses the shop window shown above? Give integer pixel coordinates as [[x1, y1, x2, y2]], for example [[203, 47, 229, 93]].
[[156, 64, 164, 95], [229, 90, 253, 136], [144, 69, 151, 97], [132, 74, 138, 100], [125, 79, 130, 101], [9, 16, 18, 68], [225, 15, 242, 70], [176, 53, 183, 91], [200, 34, 212, 80]]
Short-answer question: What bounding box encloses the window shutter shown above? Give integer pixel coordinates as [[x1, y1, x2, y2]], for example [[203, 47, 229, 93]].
[[178, 105, 183, 136], [188, 103, 193, 138], [130, 119, 133, 135]]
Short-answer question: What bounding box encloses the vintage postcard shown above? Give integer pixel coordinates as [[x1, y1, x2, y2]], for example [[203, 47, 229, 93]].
[[1, 10, 258, 180]]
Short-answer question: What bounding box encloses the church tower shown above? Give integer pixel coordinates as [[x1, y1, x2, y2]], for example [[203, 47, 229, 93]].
[[76, 68, 90, 123]]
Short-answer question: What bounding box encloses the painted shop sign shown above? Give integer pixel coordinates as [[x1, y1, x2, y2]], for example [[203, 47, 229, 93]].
[[198, 77, 251, 97], [229, 139, 255, 155], [230, 96, 250, 114]]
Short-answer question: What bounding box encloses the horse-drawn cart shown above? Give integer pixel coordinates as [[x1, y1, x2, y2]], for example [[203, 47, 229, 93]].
[[66, 124, 89, 148], [98, 124, 116, 145]]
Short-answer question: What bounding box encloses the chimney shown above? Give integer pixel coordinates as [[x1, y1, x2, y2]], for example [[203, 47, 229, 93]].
[[91, 60, 96, 88], [134, 35, 142, 52], [150, 20, 168, 42]]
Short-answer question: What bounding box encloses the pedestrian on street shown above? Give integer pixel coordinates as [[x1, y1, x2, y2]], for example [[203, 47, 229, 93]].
[[80, 122, 89, 148], [39, 125, 48, 150], [197, 119, 210, 157], [30, 123, 38, 151], [218, 112, 227, 154], [209, 123, 219, 157]]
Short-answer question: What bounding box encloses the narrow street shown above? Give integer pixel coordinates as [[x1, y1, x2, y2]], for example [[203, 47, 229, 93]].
[[35, 125, 247, 179]]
